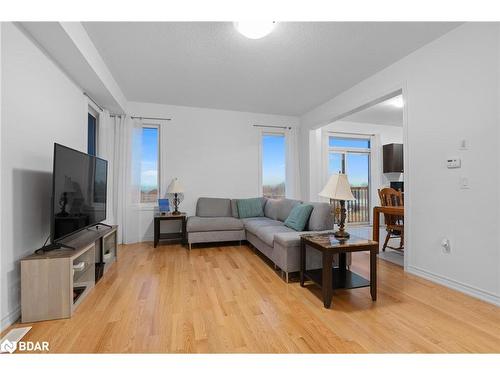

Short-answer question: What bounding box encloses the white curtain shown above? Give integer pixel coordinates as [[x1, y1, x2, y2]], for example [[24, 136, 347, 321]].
[[109, 115, 143, 243], [286, 127, 302, 200], [112, 115, 128, 243], [97, 110, 115, 225], [129, 118, 143, 206], [370, 133, 382, 225], [158, 120, 169, 197]]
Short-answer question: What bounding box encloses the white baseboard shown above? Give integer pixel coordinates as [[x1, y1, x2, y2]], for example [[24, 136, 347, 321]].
[[407, 265, 500, 306], [1, 306, 20, 333]]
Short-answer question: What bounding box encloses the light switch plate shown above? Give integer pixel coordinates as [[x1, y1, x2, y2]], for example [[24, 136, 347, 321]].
[[459, 139, 468, 150], [460, 176, 470, 189]]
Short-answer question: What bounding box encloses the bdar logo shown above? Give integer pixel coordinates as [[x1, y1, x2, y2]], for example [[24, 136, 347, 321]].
[[0, 339, 17, 354]]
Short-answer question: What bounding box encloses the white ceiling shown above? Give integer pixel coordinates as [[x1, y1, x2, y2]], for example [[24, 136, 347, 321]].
[[83, 22, 459, 116], [343, 95, 403, 126]]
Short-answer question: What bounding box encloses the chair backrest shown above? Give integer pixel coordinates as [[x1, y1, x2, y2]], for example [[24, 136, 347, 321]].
[[378, 188, 404, 226]]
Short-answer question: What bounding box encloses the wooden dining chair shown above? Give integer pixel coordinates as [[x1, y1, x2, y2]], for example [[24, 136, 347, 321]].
[[377, 187, 404, 252]]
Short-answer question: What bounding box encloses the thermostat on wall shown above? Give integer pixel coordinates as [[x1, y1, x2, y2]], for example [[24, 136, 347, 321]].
[[447, 158, 461, 169]]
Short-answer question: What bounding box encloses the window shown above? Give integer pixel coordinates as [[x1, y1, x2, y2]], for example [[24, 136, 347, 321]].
[[87, 113, 97, 156], [328, 135, 371, 223], [140, 126, 160, 203], [329, 136, 370, 149], [261, 133, 286, 199]]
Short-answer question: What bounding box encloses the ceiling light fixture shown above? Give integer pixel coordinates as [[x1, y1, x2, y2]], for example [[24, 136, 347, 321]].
[[234, 21, 276, 39], [387, 95, 404, 108]]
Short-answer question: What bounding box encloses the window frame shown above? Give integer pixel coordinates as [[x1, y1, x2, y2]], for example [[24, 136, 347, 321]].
[[328, 135, 371, 154], [325, 132, 372, 177], [326, 132, 372, 180], [258, 129, 287, 199], [139, 122, 161, 206], [325, 132, 372, 224]]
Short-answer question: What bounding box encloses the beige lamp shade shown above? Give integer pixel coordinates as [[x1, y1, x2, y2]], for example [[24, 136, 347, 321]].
[[319, 173, 356, 201], [167, 178, 184, 194]]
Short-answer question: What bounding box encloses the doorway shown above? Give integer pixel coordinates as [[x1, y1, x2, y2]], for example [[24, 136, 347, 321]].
[[319, 92, 405, 267]]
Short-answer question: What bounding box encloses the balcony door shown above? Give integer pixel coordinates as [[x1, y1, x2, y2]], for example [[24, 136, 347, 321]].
[[328, 135, 371, 224]]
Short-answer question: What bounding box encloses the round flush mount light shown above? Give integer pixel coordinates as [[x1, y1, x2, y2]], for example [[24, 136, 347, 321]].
[[234, 21, 276, 39]]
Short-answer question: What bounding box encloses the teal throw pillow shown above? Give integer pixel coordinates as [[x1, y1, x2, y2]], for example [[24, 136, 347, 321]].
[[237, 198, 264, 219], [284, 204, 314, 231]]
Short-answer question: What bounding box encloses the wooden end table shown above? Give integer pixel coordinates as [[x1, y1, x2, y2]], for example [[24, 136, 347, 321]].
[[154, 213, 187, 248], [300, 233, 378, 308]]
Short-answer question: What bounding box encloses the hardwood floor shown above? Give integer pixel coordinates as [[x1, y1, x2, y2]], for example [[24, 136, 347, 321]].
[[10, 242, 500, 353]]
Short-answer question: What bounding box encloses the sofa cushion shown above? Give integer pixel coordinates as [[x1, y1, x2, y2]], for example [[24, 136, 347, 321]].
[[237, 197, 264, 218], [284, 204, 314, 231], [253, 225, 295, 247], [277, 199, 302, 222], [264, 199, 280, 220], [196, 197, 232, 217], [307, 202, 334, 231], [242, 217, 284, 235], [230, 199, 239, 218], [273, 231, 304, 248], [187, 216, 244, 232]]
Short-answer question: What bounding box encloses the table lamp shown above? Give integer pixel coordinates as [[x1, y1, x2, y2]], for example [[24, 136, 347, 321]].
[[167, 177, 184, 215], [319, 173, 356, 239]]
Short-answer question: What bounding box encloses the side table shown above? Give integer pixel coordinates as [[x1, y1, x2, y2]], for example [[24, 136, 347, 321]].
[[153, 213, 187, 248], [300, 233, 378, 308]]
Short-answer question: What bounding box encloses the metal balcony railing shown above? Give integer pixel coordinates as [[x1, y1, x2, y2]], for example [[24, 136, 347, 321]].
[[333, 186, 369, 224]]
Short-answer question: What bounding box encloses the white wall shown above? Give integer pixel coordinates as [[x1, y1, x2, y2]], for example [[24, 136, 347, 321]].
[[125, 101, 299, 243], [0, 23, 87, 329], [300, 23, 500, 305], [315, 121, 403, 218]]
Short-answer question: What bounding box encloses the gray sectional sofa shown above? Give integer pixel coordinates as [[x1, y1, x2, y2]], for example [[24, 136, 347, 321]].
[[186, 197, 349, 281]]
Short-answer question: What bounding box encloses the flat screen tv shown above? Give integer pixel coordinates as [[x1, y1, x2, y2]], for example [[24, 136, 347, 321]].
[[51, 143, 108, 246]]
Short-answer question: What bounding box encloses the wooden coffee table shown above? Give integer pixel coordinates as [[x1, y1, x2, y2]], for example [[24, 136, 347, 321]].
[[300, 233, 378, 308]]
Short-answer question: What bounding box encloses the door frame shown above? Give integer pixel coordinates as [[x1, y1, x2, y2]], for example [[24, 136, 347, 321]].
[[314, 85, 410, 271]]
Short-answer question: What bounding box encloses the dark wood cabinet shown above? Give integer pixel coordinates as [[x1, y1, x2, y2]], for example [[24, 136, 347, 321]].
[[383, 143, 404, 173]]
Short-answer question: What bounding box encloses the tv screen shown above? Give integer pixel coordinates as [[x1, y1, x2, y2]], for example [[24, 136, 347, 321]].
[[52, 143, 108, 242]]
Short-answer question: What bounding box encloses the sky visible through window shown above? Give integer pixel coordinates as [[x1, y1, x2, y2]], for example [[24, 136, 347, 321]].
[[141, 127, 158, 200], [345, 153, 369, 186], [262, 134, 286, 198], [329, 137, 370, 149]]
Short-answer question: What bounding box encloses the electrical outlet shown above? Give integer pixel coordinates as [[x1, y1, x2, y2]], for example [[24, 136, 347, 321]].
[[441, 238, 451, 253], [459, 176, 470, 189]]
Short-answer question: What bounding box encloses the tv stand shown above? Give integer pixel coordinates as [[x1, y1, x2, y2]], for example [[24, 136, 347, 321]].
[[35, 242, 75, 254], [21, 225, 118, 323]]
